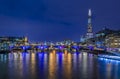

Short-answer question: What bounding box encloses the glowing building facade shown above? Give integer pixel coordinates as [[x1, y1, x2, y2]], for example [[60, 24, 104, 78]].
[[0, 36, 28, 50], [95, 28, 115, 48], [105, 32, 120, 52], [86, 9, 93, 39]]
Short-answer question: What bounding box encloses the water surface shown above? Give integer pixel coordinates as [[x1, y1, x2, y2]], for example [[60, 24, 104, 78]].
[[0, 51, 120, 79]]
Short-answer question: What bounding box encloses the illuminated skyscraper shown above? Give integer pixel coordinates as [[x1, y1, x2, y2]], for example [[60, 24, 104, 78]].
[[86, 9, 93, 39]]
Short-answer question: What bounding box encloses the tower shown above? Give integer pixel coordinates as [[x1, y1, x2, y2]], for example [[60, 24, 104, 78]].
[[86, 9, 93, 39]]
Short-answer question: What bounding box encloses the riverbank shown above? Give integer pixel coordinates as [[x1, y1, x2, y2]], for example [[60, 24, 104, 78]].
[[97, 50, 120, 61]]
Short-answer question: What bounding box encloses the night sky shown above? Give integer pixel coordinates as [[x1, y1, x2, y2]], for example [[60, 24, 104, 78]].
[[0, 0, 120, 42]]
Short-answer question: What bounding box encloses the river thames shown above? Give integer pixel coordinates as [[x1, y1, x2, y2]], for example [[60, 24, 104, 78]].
[[0, 51, 120, 79]]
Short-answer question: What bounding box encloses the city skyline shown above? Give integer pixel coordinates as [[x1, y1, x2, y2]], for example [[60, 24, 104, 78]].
[[0, 1, 120, 79], [0, 0, 120, 42]]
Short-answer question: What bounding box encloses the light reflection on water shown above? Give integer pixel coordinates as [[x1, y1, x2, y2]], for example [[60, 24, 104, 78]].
[[0, 51, 120, 79]]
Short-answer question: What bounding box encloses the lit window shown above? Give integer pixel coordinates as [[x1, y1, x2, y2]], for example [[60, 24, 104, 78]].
[[114, 43, 118, 45], [114, 40, 117, 42]]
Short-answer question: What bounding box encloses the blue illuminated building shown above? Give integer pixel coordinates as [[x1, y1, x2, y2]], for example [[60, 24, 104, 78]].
[[94, 28, 116, 48]]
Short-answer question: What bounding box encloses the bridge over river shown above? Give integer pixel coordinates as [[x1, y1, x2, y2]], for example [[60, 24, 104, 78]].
[[7, 44, 106, 55]]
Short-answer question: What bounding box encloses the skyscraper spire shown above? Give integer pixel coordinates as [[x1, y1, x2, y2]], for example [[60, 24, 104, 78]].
[[88, 9, 92, 16], [86, 9, 93, 39]]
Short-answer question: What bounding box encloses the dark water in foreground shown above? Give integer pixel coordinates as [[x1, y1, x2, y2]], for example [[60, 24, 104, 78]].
[[0, 51, 120, 79]]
